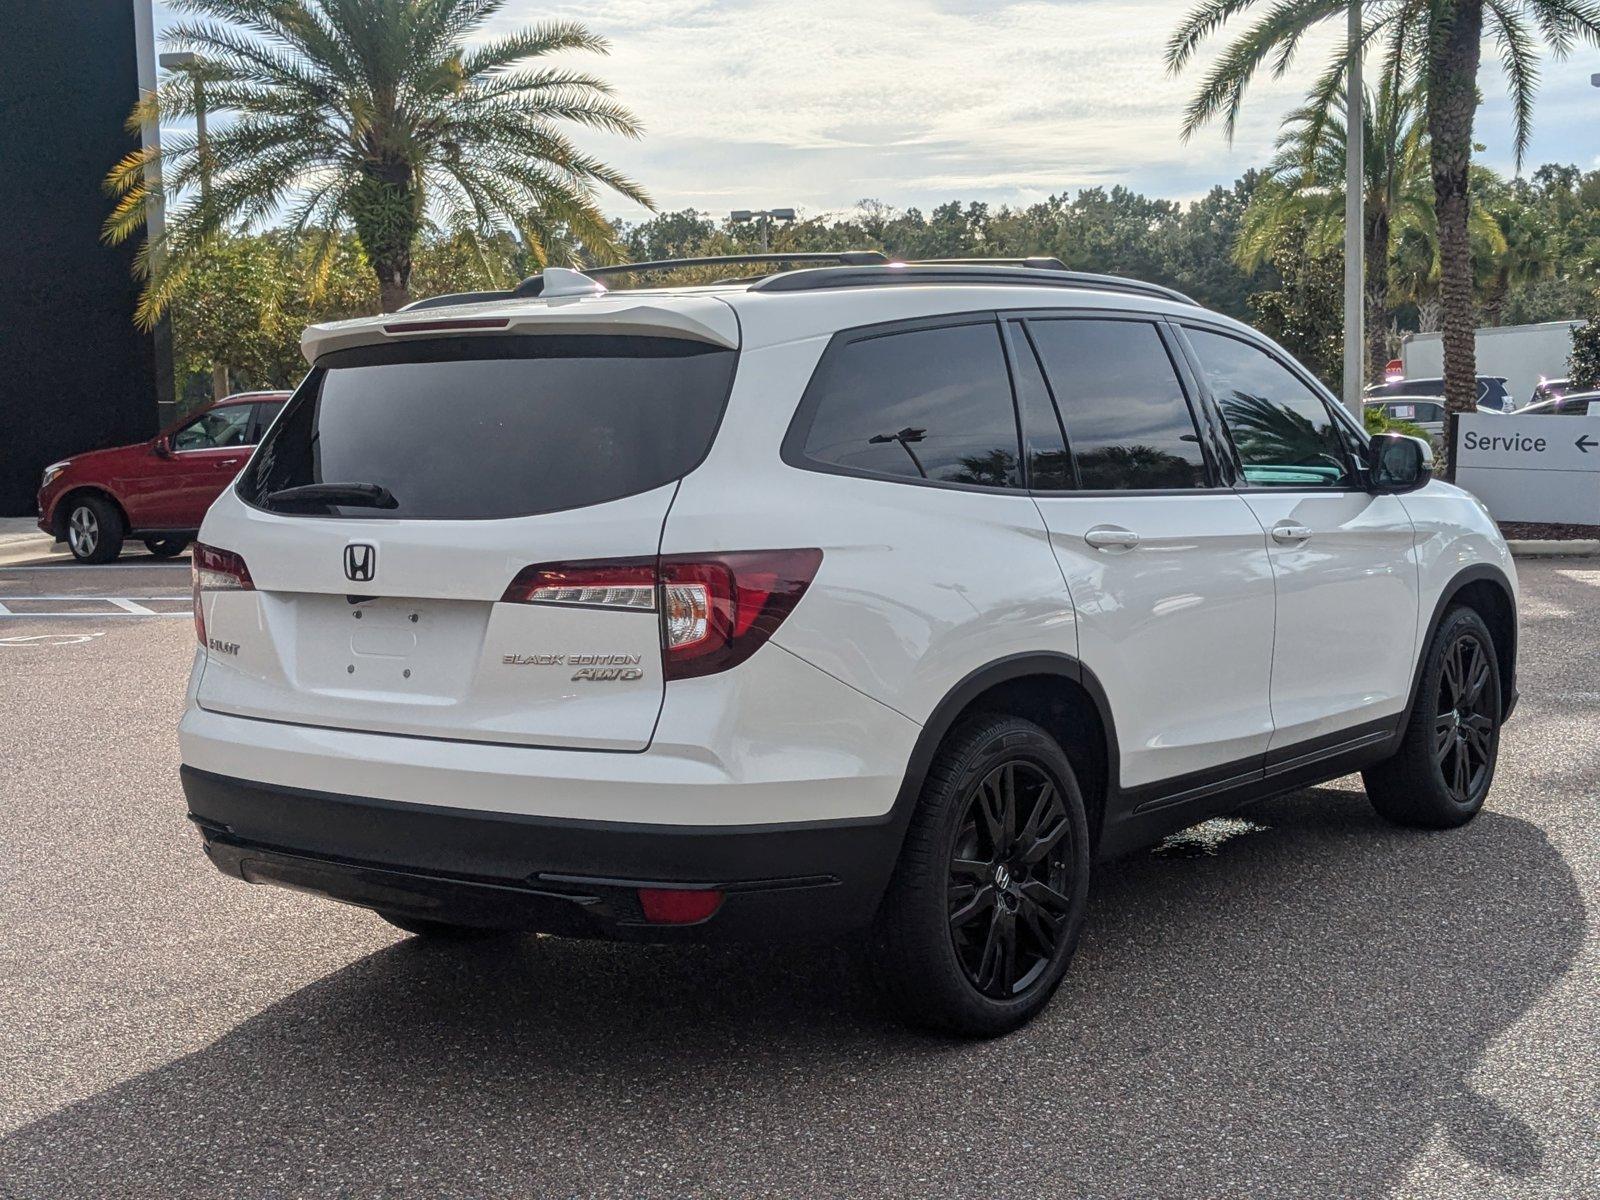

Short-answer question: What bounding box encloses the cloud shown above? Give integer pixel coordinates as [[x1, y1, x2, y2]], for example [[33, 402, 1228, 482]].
[[477, 0, 1343, 214], [156, 0, 1600, 218]]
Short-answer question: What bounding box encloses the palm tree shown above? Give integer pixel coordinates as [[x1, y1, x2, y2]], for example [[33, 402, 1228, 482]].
[[1167, 0, 1600, 472], [1234, 70, 1432, 382], [105, 0, 652, 319], [1477, 183, 1559, 325], [1385, 175, 1508, 332]]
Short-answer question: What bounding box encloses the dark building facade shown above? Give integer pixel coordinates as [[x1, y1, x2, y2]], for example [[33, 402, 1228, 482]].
[[0, 2, 161, 516]]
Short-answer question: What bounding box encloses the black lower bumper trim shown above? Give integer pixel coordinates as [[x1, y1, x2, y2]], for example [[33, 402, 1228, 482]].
[[181, 766, 904, 942]]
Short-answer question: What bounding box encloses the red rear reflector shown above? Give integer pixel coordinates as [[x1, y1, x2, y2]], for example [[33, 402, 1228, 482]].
[[192, 543, 254, 646], [638, 888, 724, 924]]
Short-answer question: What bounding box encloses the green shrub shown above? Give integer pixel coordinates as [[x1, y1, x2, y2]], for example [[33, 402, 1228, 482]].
[[1363, 405, 1430, 442], [1569, 315, 1600, 390]]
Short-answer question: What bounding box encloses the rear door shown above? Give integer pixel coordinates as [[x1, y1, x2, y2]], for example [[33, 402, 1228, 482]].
[[1179, 324, 1419, 752], [195, 332, 737, 750], [1015, 315, 1278, 792], [152, 404, 256, 527]]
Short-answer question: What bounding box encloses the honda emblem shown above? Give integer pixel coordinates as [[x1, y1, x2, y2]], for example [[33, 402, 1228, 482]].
[[344, 543, 377, 583]]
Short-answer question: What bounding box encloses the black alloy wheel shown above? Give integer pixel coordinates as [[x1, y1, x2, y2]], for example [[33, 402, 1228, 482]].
[[948, 760, 1076, 998], [1435, 630, 1496, 805], [1365, 605, 1502, 829], [870, 713, 1091, 1037]]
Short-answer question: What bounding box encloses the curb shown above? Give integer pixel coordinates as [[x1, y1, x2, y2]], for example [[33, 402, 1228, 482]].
[[0, 538, 65, 568], [1507, 539, 1600, 558]]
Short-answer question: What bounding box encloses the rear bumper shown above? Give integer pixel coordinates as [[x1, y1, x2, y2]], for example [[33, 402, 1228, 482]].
[[182, 766, 906, 941]]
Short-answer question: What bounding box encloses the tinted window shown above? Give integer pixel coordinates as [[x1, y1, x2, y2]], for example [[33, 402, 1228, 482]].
[[172, 405, 252, 451], [1005, 322, 1074, 489], [1187, 327, 1353, 488], [239, 335, 735, 519], [1556, 396, 1598, 415], [797, 322, 1020, 488], [249, 400, 285, 442], [1026, 318, 1208, 490]]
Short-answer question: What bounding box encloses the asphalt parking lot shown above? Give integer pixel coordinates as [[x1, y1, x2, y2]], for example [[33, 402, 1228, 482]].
[[0, 553, 1595, 1199]]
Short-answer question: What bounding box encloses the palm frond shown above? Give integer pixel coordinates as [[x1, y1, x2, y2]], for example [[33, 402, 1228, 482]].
[[1485, 1, 1540, 167]]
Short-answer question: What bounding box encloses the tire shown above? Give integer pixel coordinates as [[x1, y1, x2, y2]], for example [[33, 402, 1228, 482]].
[[869, 713, 1091, 1037], [143, 537, 189, 559], [64, 494, 125, 564], [1363, 606, 1502, 829], [377, 911, 516, 941]]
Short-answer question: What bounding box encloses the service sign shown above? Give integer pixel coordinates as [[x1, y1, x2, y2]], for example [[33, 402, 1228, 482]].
[[1454, 412, 1600, 523]]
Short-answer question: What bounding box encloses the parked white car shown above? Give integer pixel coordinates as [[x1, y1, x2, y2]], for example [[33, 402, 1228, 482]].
[[180, 254, 1519, 1036], [1516, 390, 1600, 417], [1364, 394, 1503, 452]]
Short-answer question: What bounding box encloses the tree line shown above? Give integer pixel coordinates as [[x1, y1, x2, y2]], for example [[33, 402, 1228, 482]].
[[174, 164, 1599, 408], [115, 0, 1600, 445]]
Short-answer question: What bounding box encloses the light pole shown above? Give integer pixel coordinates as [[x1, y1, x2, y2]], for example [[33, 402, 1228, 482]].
[[134, 0, 177, 416], [730, 207, 796, 252], [160, 51, 228, 400], [1342, 1, 1365, 418]]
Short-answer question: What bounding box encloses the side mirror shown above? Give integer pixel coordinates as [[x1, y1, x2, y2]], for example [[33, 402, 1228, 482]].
[[1367, 432, 1432, 494], [152, 435, 172, 459]]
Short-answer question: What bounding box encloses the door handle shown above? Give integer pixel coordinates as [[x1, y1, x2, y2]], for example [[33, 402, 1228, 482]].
[[1271, 523, 1313, 544], [1084, 526, 1141, 551], [217, 458, 242, 468]]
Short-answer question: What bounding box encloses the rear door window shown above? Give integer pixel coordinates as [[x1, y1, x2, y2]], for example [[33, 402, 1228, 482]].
[[247, 400, 285, 443], [238, 335, 736, 519], [789, 321, 1021, 488], [1185, 327, 1355, 489], [1025, 318, 1209, 490], [173, 406, 252, 451]]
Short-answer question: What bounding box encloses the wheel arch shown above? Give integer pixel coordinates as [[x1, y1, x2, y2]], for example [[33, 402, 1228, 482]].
[[51, 485, 129, 541], [889, 653, 1119, 854], [1408, 563, 1518, 722]]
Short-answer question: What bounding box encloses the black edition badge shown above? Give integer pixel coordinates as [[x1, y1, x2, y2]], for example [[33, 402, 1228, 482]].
[[344, 543, 377, 582]]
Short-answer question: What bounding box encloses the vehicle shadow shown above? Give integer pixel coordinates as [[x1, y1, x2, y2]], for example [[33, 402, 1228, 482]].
[[0, 786, 1583, 1199]]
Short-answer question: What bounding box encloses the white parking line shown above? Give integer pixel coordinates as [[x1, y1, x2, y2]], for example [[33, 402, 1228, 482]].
[[0, 563, 191, 572], [0, 596, 190, 619]]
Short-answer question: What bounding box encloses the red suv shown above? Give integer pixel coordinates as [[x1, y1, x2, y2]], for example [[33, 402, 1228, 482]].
[[37, 391, 289, 563]]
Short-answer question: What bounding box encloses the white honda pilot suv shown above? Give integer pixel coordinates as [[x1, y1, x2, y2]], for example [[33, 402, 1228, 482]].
[[181, 253, 1517, 1036]]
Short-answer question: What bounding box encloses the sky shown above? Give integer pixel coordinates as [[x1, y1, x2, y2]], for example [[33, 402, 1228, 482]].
[[152, 0, 1600, 223]]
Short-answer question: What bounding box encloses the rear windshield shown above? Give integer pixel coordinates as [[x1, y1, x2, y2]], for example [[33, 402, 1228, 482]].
[[238, 335, 736, 519]]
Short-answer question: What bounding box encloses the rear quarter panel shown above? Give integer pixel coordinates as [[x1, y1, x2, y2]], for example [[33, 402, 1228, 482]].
[[661, 335, 1079, 730]]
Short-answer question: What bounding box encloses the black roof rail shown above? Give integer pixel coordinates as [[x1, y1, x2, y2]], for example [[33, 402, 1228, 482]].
[[400, 251, 890, 311], [509, 251, 889, 296], [750, 263, 1198, 305], [399, 252, 1198, 310], [914, 256, 1069, 271], [399, 288, 520, 312]]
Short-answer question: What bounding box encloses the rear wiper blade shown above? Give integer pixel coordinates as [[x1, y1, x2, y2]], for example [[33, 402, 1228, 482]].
[[263, 482, 399, 509]]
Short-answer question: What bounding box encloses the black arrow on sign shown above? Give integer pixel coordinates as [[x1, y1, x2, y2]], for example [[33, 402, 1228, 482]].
[[1578, 434, 1599, 454]]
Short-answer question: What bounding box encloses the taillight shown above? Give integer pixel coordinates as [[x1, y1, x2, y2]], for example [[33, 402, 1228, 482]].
[[501, 549, 822, 680], [192, 543, 254, 646], [658, 550, 822, 679], [500, 559, 658, 608]]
